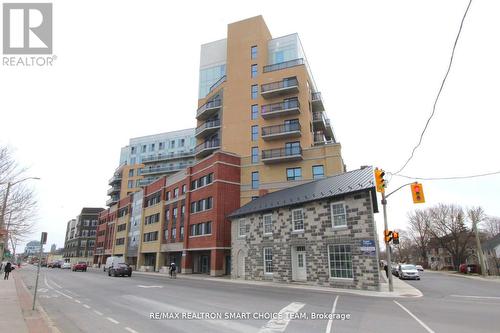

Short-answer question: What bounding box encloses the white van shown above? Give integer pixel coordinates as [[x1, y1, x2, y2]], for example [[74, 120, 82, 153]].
[[104, 256, 125, 272]]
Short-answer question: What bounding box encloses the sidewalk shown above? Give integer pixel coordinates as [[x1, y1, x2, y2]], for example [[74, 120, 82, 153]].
[[125, 268, 422, 298], [0, 269, 57, 333], [428, 270, 500, 283]]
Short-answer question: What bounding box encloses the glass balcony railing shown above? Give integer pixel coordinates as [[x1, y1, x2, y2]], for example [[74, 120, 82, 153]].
[[195, 119, 221, 137], [311, 91, 325, 112], [261, 77, 298, 93], [262, 146, 302, 163], [141, 151, 195, 163], [209, 75, 226, 92], [262, 123, 301, 138], [195, 139, 221, 156], [261, 98, 300, 118], [139, 164, 188, 175], [196, 99, 222, 119], [263, 58, 304, 73]]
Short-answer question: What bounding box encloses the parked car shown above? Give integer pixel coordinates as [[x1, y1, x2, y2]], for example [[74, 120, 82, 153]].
[[415, 265, 424, 271], [391, 264, 399, 277], [61, 262, 72, 269], [398, 264, 420, 280], [459, 263, 481, 274], [108, 263, 132, 277], [72, 262, 87, 272], [104, 256, 125, 272]]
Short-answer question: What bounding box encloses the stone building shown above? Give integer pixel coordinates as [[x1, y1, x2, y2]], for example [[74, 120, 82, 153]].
[[229, 166, 381, 291]]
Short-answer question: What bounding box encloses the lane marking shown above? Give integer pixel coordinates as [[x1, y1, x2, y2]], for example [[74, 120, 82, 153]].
[[258, 302, 305, 333], [43, 275, 54, 290], [50, 280, 63, 289], [106, 317, 119, 324], [394, 301, 435, 333], [325, 296, 339, 333], [450, 294, 500, 300], [53, 289, 73, 300], [93, 310, 103, 316], [125, 327, 139, 333], [83, 304, 91, 309], [74, 300, 81, 304], [137, 285, 163, 288]]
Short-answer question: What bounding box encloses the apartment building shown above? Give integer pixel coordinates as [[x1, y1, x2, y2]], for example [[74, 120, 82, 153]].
[[107, 129, 196, 207], [134, 151, 240, 276], [195, 16, 345, 206], [63, 208, 104, 264], [94, 206, 117, 266]]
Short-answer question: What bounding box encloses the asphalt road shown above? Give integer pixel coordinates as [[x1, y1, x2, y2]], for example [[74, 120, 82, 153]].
[[17, 265, 500, 333]]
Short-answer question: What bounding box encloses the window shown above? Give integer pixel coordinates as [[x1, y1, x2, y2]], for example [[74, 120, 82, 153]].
[[328, 244, 353, 279], [128, 180, 134, 188], [251, 125, 258, 141], [238, 219, 246, 237], [173, 207, 178, 220], [130, 157, 136, 165], [264, 247, 273, 274], [83, 220, 90, 227], [173, 188, 179, 198], [131, 146, 136, 154], [128, 169, 134, 177], [285, 141, 300, 155], [181, 204, 185, 217], [165, 207, 170, 222], [190, 197, 213, 213], [312, 165, 324, 179], [143, 231, 158, 242], [166, 191, 170, 201], [170, 140, 175, 148], [251, 104, 258, 120], [251, 64, 258, 78], [251, 45, 258, 59], [180, 226, 184, 240], [292, 209, 304, 231], [189, 221, 212, 236], [116, 238, 125, 246], [141, 145, 146, 153], [150, 143, 155, 151], [251, 196, 259, 201], [286, 167, 302, 181], [117, 223, 126, 232], [179, 139, 185, 147], [331, 203, 347, 228], [263, 214, 272, 235], [171, 227, 176, 241], [251, 85, 258, 99], [145, 213, 160, 225], [251, 147, 259, 164], [251, 171, 259, 189], [159, 142, 164, 150], [182, 184, 186, 194]]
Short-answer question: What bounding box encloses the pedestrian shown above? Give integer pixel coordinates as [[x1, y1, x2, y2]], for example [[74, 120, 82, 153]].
[[169, 262, 177, 278], [384, 264, 388, 278], [4, 262, 12, 280]]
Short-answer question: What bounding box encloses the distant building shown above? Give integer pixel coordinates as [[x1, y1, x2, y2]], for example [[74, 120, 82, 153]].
[[24, 240, 41, 255], [50, 244, 56, 253], [482, 234, 500, 275]]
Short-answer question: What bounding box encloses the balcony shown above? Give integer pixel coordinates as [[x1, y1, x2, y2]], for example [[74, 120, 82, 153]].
[[209, 75, 226, 93], [136, 178, 158, 187], [106, 197, 119, 206], [261, 77, 299, 99], [108, 173, 122, 185], [141, 151, 195, 164], [195, 139, 220, 158], [196, 99, 222, 121], [195, 119, 221, 138], [261, 98, 300, 119], [261, 146, 303, 164], [107, 185, 120, 196], [312, 111, 328, 131], [262, 123, 301, 141], [139, 164, 188, 176], [311, 91, 325, 112], [263, 58, 304, 73]]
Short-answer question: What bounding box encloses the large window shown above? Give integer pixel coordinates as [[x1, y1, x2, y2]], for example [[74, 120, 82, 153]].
[[143, 231, 158, 242], [312, 165, 324, 179], [292, 209, 304, 231], [331, 203, 347, 228], [145, 213, 160, 225], [251, 172, 259, 189], [264, 247, 273, 274], [189, 221, 212, 236], [251, 45, 258, 59], [251, 85, 258, 99], [251, 125, 258, 141], [263, 214, 272, 235], [251, 147, 259, 164], [251, 64, 258, 78], [328, 244, 353, 279], [190, 197, 213, 214], [251, 104, 258, 120], [286, 167, 302, 181], [238, 219, 246, 237]]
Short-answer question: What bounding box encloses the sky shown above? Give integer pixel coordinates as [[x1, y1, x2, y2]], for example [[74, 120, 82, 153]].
[[1, 0, 499, 252]]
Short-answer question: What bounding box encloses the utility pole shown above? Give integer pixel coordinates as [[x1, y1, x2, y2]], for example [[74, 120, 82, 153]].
[[473, 219, 487, 277], [33, 232, 47, 310], [381, 191, 394, 292]]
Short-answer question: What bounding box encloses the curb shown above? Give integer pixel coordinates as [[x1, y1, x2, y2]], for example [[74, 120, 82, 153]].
[[428, 270, 500, 283]]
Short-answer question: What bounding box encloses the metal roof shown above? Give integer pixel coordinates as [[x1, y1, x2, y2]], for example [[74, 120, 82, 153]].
[[229, 166, 378, 218]]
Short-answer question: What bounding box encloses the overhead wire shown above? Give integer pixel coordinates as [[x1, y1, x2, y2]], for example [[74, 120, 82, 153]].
[[391, 170, 500, 181]]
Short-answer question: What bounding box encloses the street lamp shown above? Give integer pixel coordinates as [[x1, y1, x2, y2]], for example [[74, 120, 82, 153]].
[[0, 177, 41, 261]]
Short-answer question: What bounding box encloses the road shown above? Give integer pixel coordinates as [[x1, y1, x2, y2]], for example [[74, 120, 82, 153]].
[[17, 266, 500, 333]]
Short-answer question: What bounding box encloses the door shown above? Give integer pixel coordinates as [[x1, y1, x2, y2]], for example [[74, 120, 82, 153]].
[[293, 246, 307, 281], [201, 255, 209, 274]]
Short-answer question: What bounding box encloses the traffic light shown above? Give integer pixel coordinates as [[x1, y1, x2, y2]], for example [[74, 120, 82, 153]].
[[374, 168, 386, 193], [384, 230, 393, 243], [392, 231, 399, 245], [410, 182, 425, 203]]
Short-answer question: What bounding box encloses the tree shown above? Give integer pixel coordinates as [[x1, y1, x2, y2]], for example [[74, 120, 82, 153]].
[[393, 230, 417, 264], [407, 209, 432, 266], [482, 216, 500, 239]]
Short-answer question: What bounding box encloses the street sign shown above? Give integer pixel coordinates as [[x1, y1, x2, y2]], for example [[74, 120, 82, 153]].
[[41, 232, 47, 244], [360, 240, 376, 256]]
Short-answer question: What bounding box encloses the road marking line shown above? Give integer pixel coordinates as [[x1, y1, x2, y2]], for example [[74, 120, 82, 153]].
[[93, 310, 103, 316], [83, 304, 91, 309], [43, 275, 54, 290], [53, 289, 73, 300], [450, 294, 500, 300], [50, 280, 62, 289], [107, 317, 119, 324], [325, 296, 339, 333], [258, 302, 305, 333], [137, 285, 163, 288], [394, 301, 435, 333], [74, 300, 81, 304], [125, 327, 139, 333]]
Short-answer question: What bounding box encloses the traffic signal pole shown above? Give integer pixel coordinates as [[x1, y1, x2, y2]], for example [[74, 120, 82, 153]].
[[381, 191, 394, 292]]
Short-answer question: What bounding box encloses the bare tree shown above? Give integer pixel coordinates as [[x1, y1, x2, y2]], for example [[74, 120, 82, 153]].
[[407, 209, 432, 266], [393, 230, 417, 264], [482, 216, 500, 239]]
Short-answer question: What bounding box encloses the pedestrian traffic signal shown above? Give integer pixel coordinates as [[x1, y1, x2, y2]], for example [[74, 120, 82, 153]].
[[384, 230, 393, 243], [392, 231, 399, 245], [375, 168, 386, 193], [410, 182, 425, 203]]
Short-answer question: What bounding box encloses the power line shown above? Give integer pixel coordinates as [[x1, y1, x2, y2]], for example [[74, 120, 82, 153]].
[[391, 170, 500, 181], [393, 0, 473, 175]]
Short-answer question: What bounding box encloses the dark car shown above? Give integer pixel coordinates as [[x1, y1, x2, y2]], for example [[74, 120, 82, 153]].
[[108, 263, 132, 277], [72, 262, 87, 272]]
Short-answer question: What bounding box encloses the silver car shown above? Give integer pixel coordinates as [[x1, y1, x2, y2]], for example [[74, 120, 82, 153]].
[[398, 264, 420, 280]]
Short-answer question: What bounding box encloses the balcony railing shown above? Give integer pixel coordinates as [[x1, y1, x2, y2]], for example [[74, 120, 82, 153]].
[[261, 77, 299, 98], [261, 98, 300, 119], [261, 146, 303, 164], [195, 119, 221, 137], [141, 151, 195, 163], [196, 99, 222, 120], [263, 58, 304, 73], [209, 75, 226, 93], [195, 139, 221, 157], [136, 178, 159, 187], [108, 173, 122, 185], [262, 123, 301, 140], [106, 197, 119, 206], [107, 186, 121, 195], [139, 164, 188, 176], [311, 91, 325, 112]]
